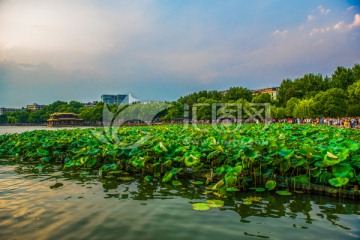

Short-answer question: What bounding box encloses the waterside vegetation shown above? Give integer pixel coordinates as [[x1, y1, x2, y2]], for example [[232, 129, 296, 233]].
[[1, 124, 359, 198]]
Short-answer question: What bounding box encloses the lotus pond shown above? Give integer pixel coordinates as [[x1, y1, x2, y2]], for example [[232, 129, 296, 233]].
[[0, 124, 359, 195], [0, 124, 360, 239]]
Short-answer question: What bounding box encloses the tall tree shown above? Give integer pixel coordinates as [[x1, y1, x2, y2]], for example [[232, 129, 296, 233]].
[[222, 87, 253, 102], [285, 97, 300, 117], [252, 93, 271, 103], [347, 80, 360, 116], [313, 88, 347, 117], [330, 66, 355, 89]]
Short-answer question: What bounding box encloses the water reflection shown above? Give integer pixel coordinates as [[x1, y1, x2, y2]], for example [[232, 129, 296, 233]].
[[1, 162, 359, 240]]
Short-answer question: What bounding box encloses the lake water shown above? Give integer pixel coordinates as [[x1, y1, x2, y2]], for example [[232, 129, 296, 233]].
[[0, 126, 93, 135], [0, 161, 359, 240]]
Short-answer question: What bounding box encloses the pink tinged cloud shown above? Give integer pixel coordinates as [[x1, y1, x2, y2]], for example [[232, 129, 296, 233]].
[[349, 14, 360, 29]]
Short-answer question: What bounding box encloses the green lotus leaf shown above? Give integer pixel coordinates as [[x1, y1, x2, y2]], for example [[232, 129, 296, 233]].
[[317, 171, 332, 183], [278, 149, 294, 159], [244, 147, 259, 159], [191, 180, 204, 185], [226, 187, 239, 192], [323, 155, 341, 166], [86, 158, 97, 167], [255, 187, 265, 192], [163, 160, 172, 167], [130, 156, 146, 168], [243, 201, 252, 205], [213, 192, 225, 198], [118, 176, 134, 181], [301, 144, 315, 155], [162, 171, 173, 183], [232, 165, 243, 176], [337, 148, 350, 162], [245, 196, 262, 202], [206, 136, 217, 145], [207, 150, 221, 160], [192, 203, 210, 211], [171, 168, 182, 175], [63, 161, 75, 170], [34, 165, 44, 171], [184, 154, 200, 167], [215, 165, 232, 175], [329, 177, 349, 187], [241, 137, 253, 144], [100, 164, 118, 172], [332, 163, 353, 178], [276, 190, 292, 196], [339, 140, 359, 152], [212, 179, 224, 190], [172, 180, 182, 186], [89, 148, 100, 155], [206, 199, 224, 208], [144, 175, 152, 182], [295, 159, 307, 167], [292, 175, 309, 183], [265, 180, 276, 190], [159, 142, 168, 152], [224, 175, 237, 187], [280, 160, 291, 172], [80, 171, 90, 175]]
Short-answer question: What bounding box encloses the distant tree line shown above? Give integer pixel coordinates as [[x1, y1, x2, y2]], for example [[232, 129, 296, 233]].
[[0, 100, 170, 125], [164, 64, 360, 120], [0, 64, 359, 125]]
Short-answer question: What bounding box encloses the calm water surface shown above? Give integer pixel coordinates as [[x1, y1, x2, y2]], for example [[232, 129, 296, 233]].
[[0, 126, 93, 135], [0, 161, 359, 240]]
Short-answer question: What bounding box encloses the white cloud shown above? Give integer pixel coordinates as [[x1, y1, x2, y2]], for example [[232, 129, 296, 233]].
[[309, 14, 360, 35], [318, 5, 330, 14], [333, 21, 345, 30], [307, 15, 315, 21], [349, 14, 360, 29], [309, 27, 330, 36], [272, 29, 288, 37]]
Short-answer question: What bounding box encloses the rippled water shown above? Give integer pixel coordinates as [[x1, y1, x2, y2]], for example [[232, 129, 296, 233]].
[[0, 162, 359, 240]]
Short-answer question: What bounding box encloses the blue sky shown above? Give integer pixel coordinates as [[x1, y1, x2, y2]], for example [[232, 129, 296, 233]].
[[0, 0, 359, 107]]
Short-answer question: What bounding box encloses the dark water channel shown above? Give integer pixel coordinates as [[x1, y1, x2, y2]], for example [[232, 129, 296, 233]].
[[0, 162, 359, 240]]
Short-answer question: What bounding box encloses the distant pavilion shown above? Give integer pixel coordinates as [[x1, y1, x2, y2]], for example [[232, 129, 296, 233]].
[[47, 112, 83, 127]]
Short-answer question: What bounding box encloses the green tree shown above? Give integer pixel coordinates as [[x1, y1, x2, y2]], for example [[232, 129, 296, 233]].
[[347, 80, 360, 116], [285, 97, 300, 117], [222, 87, 253, 102], [271, 106, 286, 119], [28, 110, 43, 123], [0, 115, 7, 124], [352, 64, 360, 82], [330, 66, 355, 89], [293, 99, 315, 118], [252, 93, 271, 103], [278, 79, 297, 106], [313, 88, 347, 117]]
